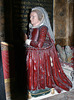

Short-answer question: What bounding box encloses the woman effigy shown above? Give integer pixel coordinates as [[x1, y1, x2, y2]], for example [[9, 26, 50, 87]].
[[25, 7, 72, 97]]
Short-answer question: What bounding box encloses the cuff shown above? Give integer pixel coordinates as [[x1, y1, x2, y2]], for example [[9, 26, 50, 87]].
[[25, 39, 31, 45]]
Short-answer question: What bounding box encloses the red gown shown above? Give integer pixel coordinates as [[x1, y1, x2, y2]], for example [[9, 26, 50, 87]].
[[26, 25, 72, 95]]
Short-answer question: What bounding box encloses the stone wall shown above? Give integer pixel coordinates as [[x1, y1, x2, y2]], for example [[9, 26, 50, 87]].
[[0, 0, 74, 45], [12, 0, 53, 44], [0, 0, 13, 43], [0, 0, 5, 41], [0, 0, 53, 43], [53, 0, 74, 46]]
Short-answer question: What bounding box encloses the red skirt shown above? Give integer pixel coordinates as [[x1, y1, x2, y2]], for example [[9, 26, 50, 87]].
[[26, 44, 72, 93]]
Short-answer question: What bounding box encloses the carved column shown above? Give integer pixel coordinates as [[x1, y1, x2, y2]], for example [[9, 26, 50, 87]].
[[53, 0, 74, 46], [68, 0, 74, 46]]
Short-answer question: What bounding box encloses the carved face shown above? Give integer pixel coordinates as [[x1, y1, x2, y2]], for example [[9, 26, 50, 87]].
[[30, 12, 41, 27]]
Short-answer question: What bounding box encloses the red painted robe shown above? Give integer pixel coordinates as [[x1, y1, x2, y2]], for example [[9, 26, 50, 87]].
[[26, 25, 72, 93]]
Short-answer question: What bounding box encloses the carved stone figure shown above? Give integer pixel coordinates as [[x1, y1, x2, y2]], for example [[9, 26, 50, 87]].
[[25, 7, 72, 97], [56, 44, 66, 62], [56, 44, 73, 63], [65, 46, 73, 63]]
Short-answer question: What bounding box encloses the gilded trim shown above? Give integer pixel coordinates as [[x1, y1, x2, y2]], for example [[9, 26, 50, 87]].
[[31, 89, 50, 95], [4, 78, 15, 83], [4, 78, 10, 83]]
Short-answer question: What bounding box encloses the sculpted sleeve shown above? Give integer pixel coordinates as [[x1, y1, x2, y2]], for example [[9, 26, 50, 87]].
[[30, 26, 48, 48]]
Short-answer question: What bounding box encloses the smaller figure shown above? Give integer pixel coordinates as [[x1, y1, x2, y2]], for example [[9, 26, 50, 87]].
[[56, 44, 66, 62], [65, 46, 73, 63], [56, 44, 73, 63]]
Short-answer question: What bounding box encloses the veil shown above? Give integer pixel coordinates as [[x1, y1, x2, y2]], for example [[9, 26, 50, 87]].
[[29, 6, 55, 42]]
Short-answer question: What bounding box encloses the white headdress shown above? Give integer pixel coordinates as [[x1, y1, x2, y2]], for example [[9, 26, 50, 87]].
[[29, 7, 55, 42]]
